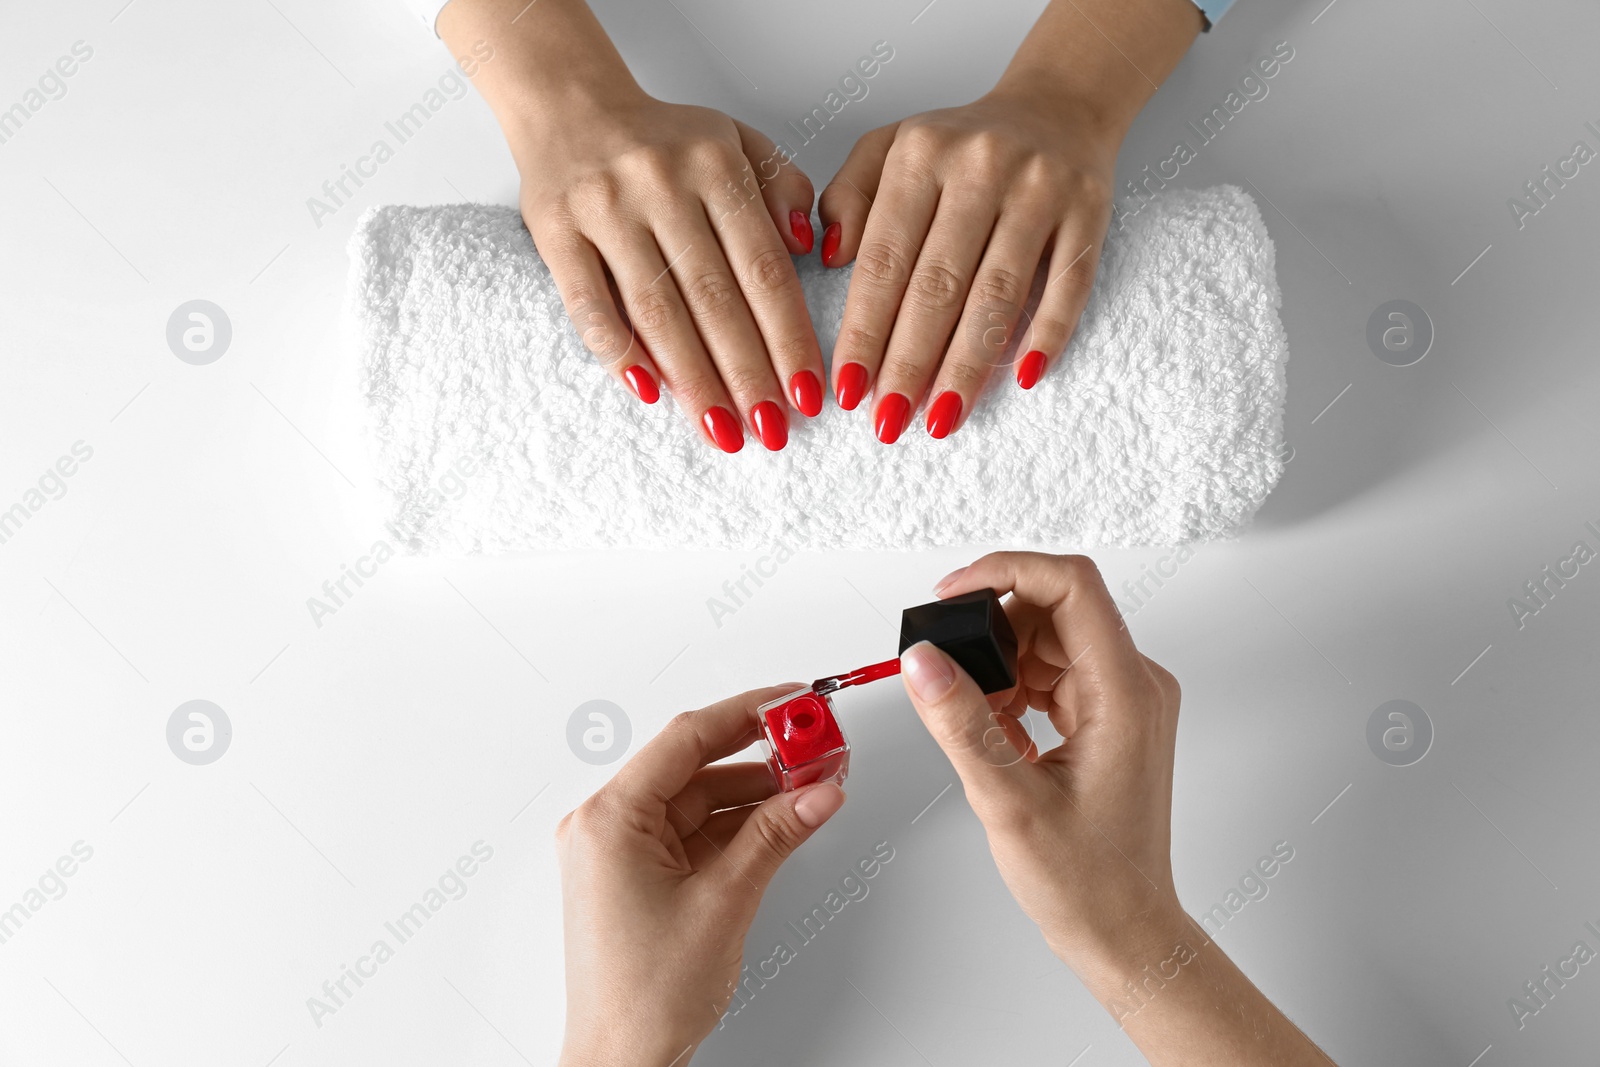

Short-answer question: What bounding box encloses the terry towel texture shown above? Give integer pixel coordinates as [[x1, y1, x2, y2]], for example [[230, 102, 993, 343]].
[[347, 186, 1287, 552]]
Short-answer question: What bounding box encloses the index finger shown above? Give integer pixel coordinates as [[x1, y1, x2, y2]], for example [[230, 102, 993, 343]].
[[607, 684, 798, 806], [937, 552, 1145, 687]]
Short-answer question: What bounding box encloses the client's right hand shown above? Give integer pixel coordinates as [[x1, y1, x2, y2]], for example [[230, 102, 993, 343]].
[[512, 94, 824, 453]]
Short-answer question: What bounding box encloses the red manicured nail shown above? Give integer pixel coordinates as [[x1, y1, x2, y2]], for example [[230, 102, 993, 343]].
[[751, 400, 788, 451], [1017, 349, 1047, 390], [789, 370, 823, 417], [875, 393, 911, 444], [789, 210, 814, 254], [622, 364, 659, 404], [926, 391, 962, 439], [702, 406, 744, 453], [821, 222, 842, 266], [835, 362, 869, 411]]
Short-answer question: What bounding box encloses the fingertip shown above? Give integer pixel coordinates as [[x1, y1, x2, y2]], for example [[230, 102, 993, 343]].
[[900, 641, 957, 703], [793, 782, 845, 828], [933, 566, 968, 596], [623, 364, 660, 405], [820, 222, 842, 267], [789, 210, 815, 255]]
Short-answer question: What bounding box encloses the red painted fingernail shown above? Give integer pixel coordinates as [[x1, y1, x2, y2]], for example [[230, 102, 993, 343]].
[[789, 210, 814, 254], [1017, 349, 1047, 390], [821, 222, 842, 266], [926, 390, 962, 439], [702, 406, 744, 453], [622, 364, 659, 404], [751, 400, 788, 451], [874, 393, 911, 444], [835, 362, 869, 410], [789, 370, 823, 417]]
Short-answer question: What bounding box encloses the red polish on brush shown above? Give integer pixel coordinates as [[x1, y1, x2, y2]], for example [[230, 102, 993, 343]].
[[759, 591, 1018, 792]]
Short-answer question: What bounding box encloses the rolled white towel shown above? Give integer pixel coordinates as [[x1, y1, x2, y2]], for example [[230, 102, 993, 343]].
[[345, 185, 1287, 552]]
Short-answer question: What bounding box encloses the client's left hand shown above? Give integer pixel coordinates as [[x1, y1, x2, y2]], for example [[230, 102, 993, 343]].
[[817, 0, 1201, 443], [557, 686, 846, 1067], [819, 92, 1118, 443]]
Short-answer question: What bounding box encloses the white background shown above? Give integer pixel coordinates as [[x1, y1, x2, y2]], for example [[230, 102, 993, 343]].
[[2, 0, 1598, 1064]]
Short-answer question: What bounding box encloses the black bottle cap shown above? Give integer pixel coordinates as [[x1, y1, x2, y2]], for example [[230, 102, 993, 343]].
[[898, 588, 1018, 694]]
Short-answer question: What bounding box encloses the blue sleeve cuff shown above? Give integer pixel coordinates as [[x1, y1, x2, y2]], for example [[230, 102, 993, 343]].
[[1194, 0, 1233, 29]]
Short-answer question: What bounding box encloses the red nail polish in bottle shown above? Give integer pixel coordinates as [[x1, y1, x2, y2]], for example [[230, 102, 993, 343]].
[[758, 589, 1020, 793], [758, 659, 900, 792], [759, 689, 850, 792]]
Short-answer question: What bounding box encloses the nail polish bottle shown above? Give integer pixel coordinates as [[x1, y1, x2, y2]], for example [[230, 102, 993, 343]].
[[759, 589, 1018, 792], [758, 687, 851, 792]]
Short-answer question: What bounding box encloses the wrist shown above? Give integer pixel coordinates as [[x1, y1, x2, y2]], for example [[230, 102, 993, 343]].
[[1055, 898, 1201, 1002], [439, 0, 649, 147], [986, 67, 1145, 140], [498, 79, 653, 159], [560, 1017, 705, 1067]]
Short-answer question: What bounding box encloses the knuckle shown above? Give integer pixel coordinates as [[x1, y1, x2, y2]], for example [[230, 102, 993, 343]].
[[1017, 156, 1059, 195], [687, 135, 740, 173], [1068, 170, 1114, 208], [896, 123, 944, 168], [1060, 553, 1104, 587], [837, 320, 888, 359], [755, 810, 806, 855], [1028, 315, 1073, 349], [1054, 254, 1097, 300], [745, 246, 797, 295], [907, 262, 966, 311], [684, 269, 740, 316], [763, 330, 814, 370], [972, 266, 1028, 314], [614, 144, 677, 185], [717, 361, 773, 401], [939, 358, 988, 394], [964, 130, 1011, 174], [569, 171, 625, 212], [566, 797, 611, 840], [629, 282, 684, 335], [855, 240, 912, 286]]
